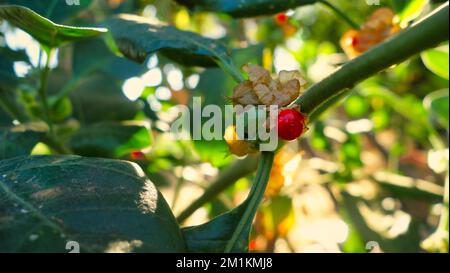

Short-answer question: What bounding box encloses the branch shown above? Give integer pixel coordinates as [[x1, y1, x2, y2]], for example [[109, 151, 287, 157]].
[[295, 3, 449, 114], [177, 155, 258, 223], [176, 3, 449, 224]]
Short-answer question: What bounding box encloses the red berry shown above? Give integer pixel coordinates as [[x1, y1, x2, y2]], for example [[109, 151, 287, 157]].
[[277, 109, 306, 141], [130, 151, 146, 160], [249, 239, 257, 251], [350, 35, 359, 47], [274, 13, 289, 25]]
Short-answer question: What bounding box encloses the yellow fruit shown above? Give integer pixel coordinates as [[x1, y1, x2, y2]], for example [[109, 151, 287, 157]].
[[340, 8, 401, 59], [224, 125, 257, 157]]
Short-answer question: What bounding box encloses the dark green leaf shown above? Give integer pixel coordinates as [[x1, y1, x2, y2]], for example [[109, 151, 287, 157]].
[[101, 14, 232, 67], [0, 0, 92, 23], [182, 203, 249, 253], [0, 46, 27, 88], [69, 73, 142, 124], [0, 5, 107, 49], [0, 155, 186, 252], [174, 0, 317, 18], [0, 128, 44, 160], [69, 122, 152, 158], [0, 108, 13, 126], [73, 38, 145, 80]]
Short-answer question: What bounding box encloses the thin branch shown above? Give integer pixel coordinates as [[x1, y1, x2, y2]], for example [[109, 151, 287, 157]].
[[319, 0, 360, 29], [294, 3, 449, 114]]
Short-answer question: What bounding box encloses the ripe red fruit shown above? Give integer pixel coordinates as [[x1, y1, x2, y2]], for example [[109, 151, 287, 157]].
[[130, 151, 146, 160], [277, 109, 306, 141], [274, 13, 289, 25]]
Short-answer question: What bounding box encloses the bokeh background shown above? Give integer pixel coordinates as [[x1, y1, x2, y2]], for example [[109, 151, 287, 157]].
[[0, 0, 448, 253]]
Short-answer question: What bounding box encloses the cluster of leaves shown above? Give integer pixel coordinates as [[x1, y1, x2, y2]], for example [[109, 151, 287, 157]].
[[0, 0, 448, 253]]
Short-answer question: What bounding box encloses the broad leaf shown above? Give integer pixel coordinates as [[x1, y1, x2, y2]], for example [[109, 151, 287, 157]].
[[182, 203, 249, 253], [0, 0, 92, 23], [0, 155, 186, 252], [0, 5, 107, 49], [174, 0, 317, 18], [101, 14, 232, 67], [182, 152, 272, 253], [69, 122, 152, 158], [421, 45, 449, 80], [0, 128, 44, 160], [73, 38, 145, 80]]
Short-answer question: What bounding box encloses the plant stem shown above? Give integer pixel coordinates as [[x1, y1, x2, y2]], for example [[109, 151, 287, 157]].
[[177, 155, 258, 223], [217, 57, 245, 83], [319, 0, 360, 29], [38, 48, 55, 135], [224, 151, 274, 253], [177, 4, 449, 223], [294, 3, 449, 114]]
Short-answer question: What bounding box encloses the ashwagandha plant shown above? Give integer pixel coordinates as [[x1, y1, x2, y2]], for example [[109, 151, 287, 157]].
[[0, 0, 448, 253]]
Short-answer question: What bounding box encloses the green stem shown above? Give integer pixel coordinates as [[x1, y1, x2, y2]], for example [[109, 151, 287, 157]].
[[177, 155, 258, 223], [319, 0, 360, 29], [217, 58, 245, 83], [38, 48, 55, 134], [177, 4, 449, 224], [224, 151, 274, 253], [294, 3, 449, 114]]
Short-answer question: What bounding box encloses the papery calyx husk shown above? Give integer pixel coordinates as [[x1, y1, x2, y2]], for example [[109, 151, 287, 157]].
[[232, 64, 307, 107]]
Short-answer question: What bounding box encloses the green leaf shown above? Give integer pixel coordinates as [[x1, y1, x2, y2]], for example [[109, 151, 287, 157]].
[[193, 140, 232, 168], [424, 89, 449, 129], [69, 73, 142, 124], [73, 38, 145, 80], [182, 152, 274, 253], [0, 155, 186, 253], [0, 128, 44, 160], [101, 14, 232, 67], [0, 0, 92, 23], [174, 0, 317, 18], [69, 122, 153, 158], [182, 203, 249, 253], [0, 5, 107, 49], [395, 0, 429, 25], [421, 45, 449, 80]]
